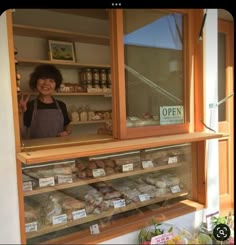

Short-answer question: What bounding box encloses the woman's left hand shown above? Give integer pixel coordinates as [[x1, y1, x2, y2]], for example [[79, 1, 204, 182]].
[[57, 131, 69, 137]]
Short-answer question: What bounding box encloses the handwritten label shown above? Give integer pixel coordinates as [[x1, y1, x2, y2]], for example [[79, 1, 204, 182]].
[[57, 174, 73, 184], [72, 209, 87, 220], [92, 168, 106, 178], [122, 163, 133, 172], [52, 214, 67, 225], [170, 185, 181, 193], [39, 176, 55, 187], [139, 193, 151, 202], [168, 156, 178, 164], [23, 181, 33, 192], [113, 199, 126, 208], [25, 221, 38, 233], [90, 224, 100, 234], [151, 232, 174, 244], [142, 160, 154, 169]]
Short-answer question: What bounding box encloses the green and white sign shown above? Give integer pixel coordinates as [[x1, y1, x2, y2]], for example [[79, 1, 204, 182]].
[[160, 105, 184, 125]]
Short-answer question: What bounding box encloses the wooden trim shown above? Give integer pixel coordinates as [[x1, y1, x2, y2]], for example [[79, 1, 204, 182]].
[[110, 9, 127, 138], [196, 141, 207, 204], [192, 9, 204, 132], [6, 10, 22, 153], [17, 132, 223, 164]]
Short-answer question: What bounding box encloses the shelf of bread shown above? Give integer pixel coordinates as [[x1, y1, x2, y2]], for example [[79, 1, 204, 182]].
[[13, 24, 110, 45], [25, 190, 188, 239], [23, 161, 183, 196], [16, 58, 110, 69]]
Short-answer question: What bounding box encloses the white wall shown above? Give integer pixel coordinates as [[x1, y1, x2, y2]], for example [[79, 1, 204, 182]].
[[0, 9, 219, 244], [0, 11, 21, 243]]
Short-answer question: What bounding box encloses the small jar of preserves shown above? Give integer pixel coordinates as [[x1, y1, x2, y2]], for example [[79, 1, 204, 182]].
[[100, 69, 107, 88], [92, 69, 100, 88], [84, 68, 92, 82]]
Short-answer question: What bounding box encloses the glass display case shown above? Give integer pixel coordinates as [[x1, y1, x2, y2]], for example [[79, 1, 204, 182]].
[[21, 143, 194, 244]]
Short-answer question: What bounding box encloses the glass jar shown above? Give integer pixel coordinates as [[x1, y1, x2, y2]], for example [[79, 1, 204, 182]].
[[92, 69, 100, 88], [100, 69, 107, 88]]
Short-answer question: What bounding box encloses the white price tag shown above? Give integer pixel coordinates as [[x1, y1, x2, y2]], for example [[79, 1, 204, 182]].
[[142, 160, 154, 169], [25, 221, 38, 233], [39, 176, 55, 187], [113, 199, 126, 208], [168, 156, 178, 164], [52, 214, 67, 225], [90, 224, 100, 234], [122, 163, 133, 172], [72, 209, 87, 220], [92, 168, 106, 177], [23, 181, 33, 192], [170, 185, 181, 193], [57, 174, 73, 184], [139, 193, 151, 202]]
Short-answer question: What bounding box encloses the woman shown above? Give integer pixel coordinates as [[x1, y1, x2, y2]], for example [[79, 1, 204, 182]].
[[19, 64, 71, 139]]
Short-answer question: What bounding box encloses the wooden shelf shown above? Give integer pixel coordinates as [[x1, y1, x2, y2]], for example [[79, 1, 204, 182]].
[[17, 132, 224, 164], [20, 91, 112, 97], [13, 24, 110, 45], [70, 120, 111, 125], [23, 162, 183, 196], [16, 58, 110, 69], [26, 190, 188, 239]]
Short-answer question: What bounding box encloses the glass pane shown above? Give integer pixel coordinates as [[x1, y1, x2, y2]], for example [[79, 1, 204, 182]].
[[218, 32, 226, 121], [123, 9, 185, 127]]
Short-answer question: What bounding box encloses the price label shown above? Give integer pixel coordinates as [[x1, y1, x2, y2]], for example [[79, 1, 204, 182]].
[[168, 156, 178, 164], [92, 168, 106, 178], [142, 160, 154, 169], [139, 193, 151, 202], [57, 174, 73, 184], [23, 181, 33, 192], [122, 163, 133, 172], [170, 185, 181, 193], [52, 214, 67, 225], [25, 221, 38, 233], [151, 232, 174, 244], [113, 199, 126, 208], [90, 224, 100, 234], [39, 176, 55, 187], [72, 209, 87, 220]]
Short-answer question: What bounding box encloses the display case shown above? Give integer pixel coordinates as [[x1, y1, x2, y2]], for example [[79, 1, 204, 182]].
[[19, 141, 199, 244]]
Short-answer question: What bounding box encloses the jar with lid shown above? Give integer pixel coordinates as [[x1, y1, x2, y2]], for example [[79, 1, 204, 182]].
[[107, 69, 112, 88], [92, 69, 100, 88], [100, 69, 107, 88]]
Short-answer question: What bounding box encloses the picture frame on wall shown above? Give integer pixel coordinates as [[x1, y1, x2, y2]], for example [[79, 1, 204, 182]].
[[48, 40, 76, 62]]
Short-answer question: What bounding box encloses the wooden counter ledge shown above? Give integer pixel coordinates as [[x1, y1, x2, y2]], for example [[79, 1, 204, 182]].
[[17, 132, 223, 164]]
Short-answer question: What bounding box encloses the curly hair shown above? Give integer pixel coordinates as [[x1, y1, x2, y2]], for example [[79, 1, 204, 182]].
[[29, 64, 63, 90]]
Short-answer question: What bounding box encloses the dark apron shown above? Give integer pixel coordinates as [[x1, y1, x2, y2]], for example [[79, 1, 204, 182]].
[[30, 99, 64, 139]]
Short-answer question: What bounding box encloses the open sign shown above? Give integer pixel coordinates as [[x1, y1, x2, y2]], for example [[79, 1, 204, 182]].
[[160, 106, 184, 125]]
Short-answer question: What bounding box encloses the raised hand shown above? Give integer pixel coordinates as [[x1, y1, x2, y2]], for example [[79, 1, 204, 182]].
[[19, 93, 30, 113]]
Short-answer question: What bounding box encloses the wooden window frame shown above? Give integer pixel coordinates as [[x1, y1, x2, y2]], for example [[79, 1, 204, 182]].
[[110, 9, 204, 139]]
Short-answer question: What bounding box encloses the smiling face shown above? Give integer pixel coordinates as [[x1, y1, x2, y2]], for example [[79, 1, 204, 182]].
[[36, 78, 56, 96]]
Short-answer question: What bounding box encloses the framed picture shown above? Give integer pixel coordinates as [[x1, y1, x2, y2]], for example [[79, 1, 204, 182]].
[[48, 40, 76, 62]]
